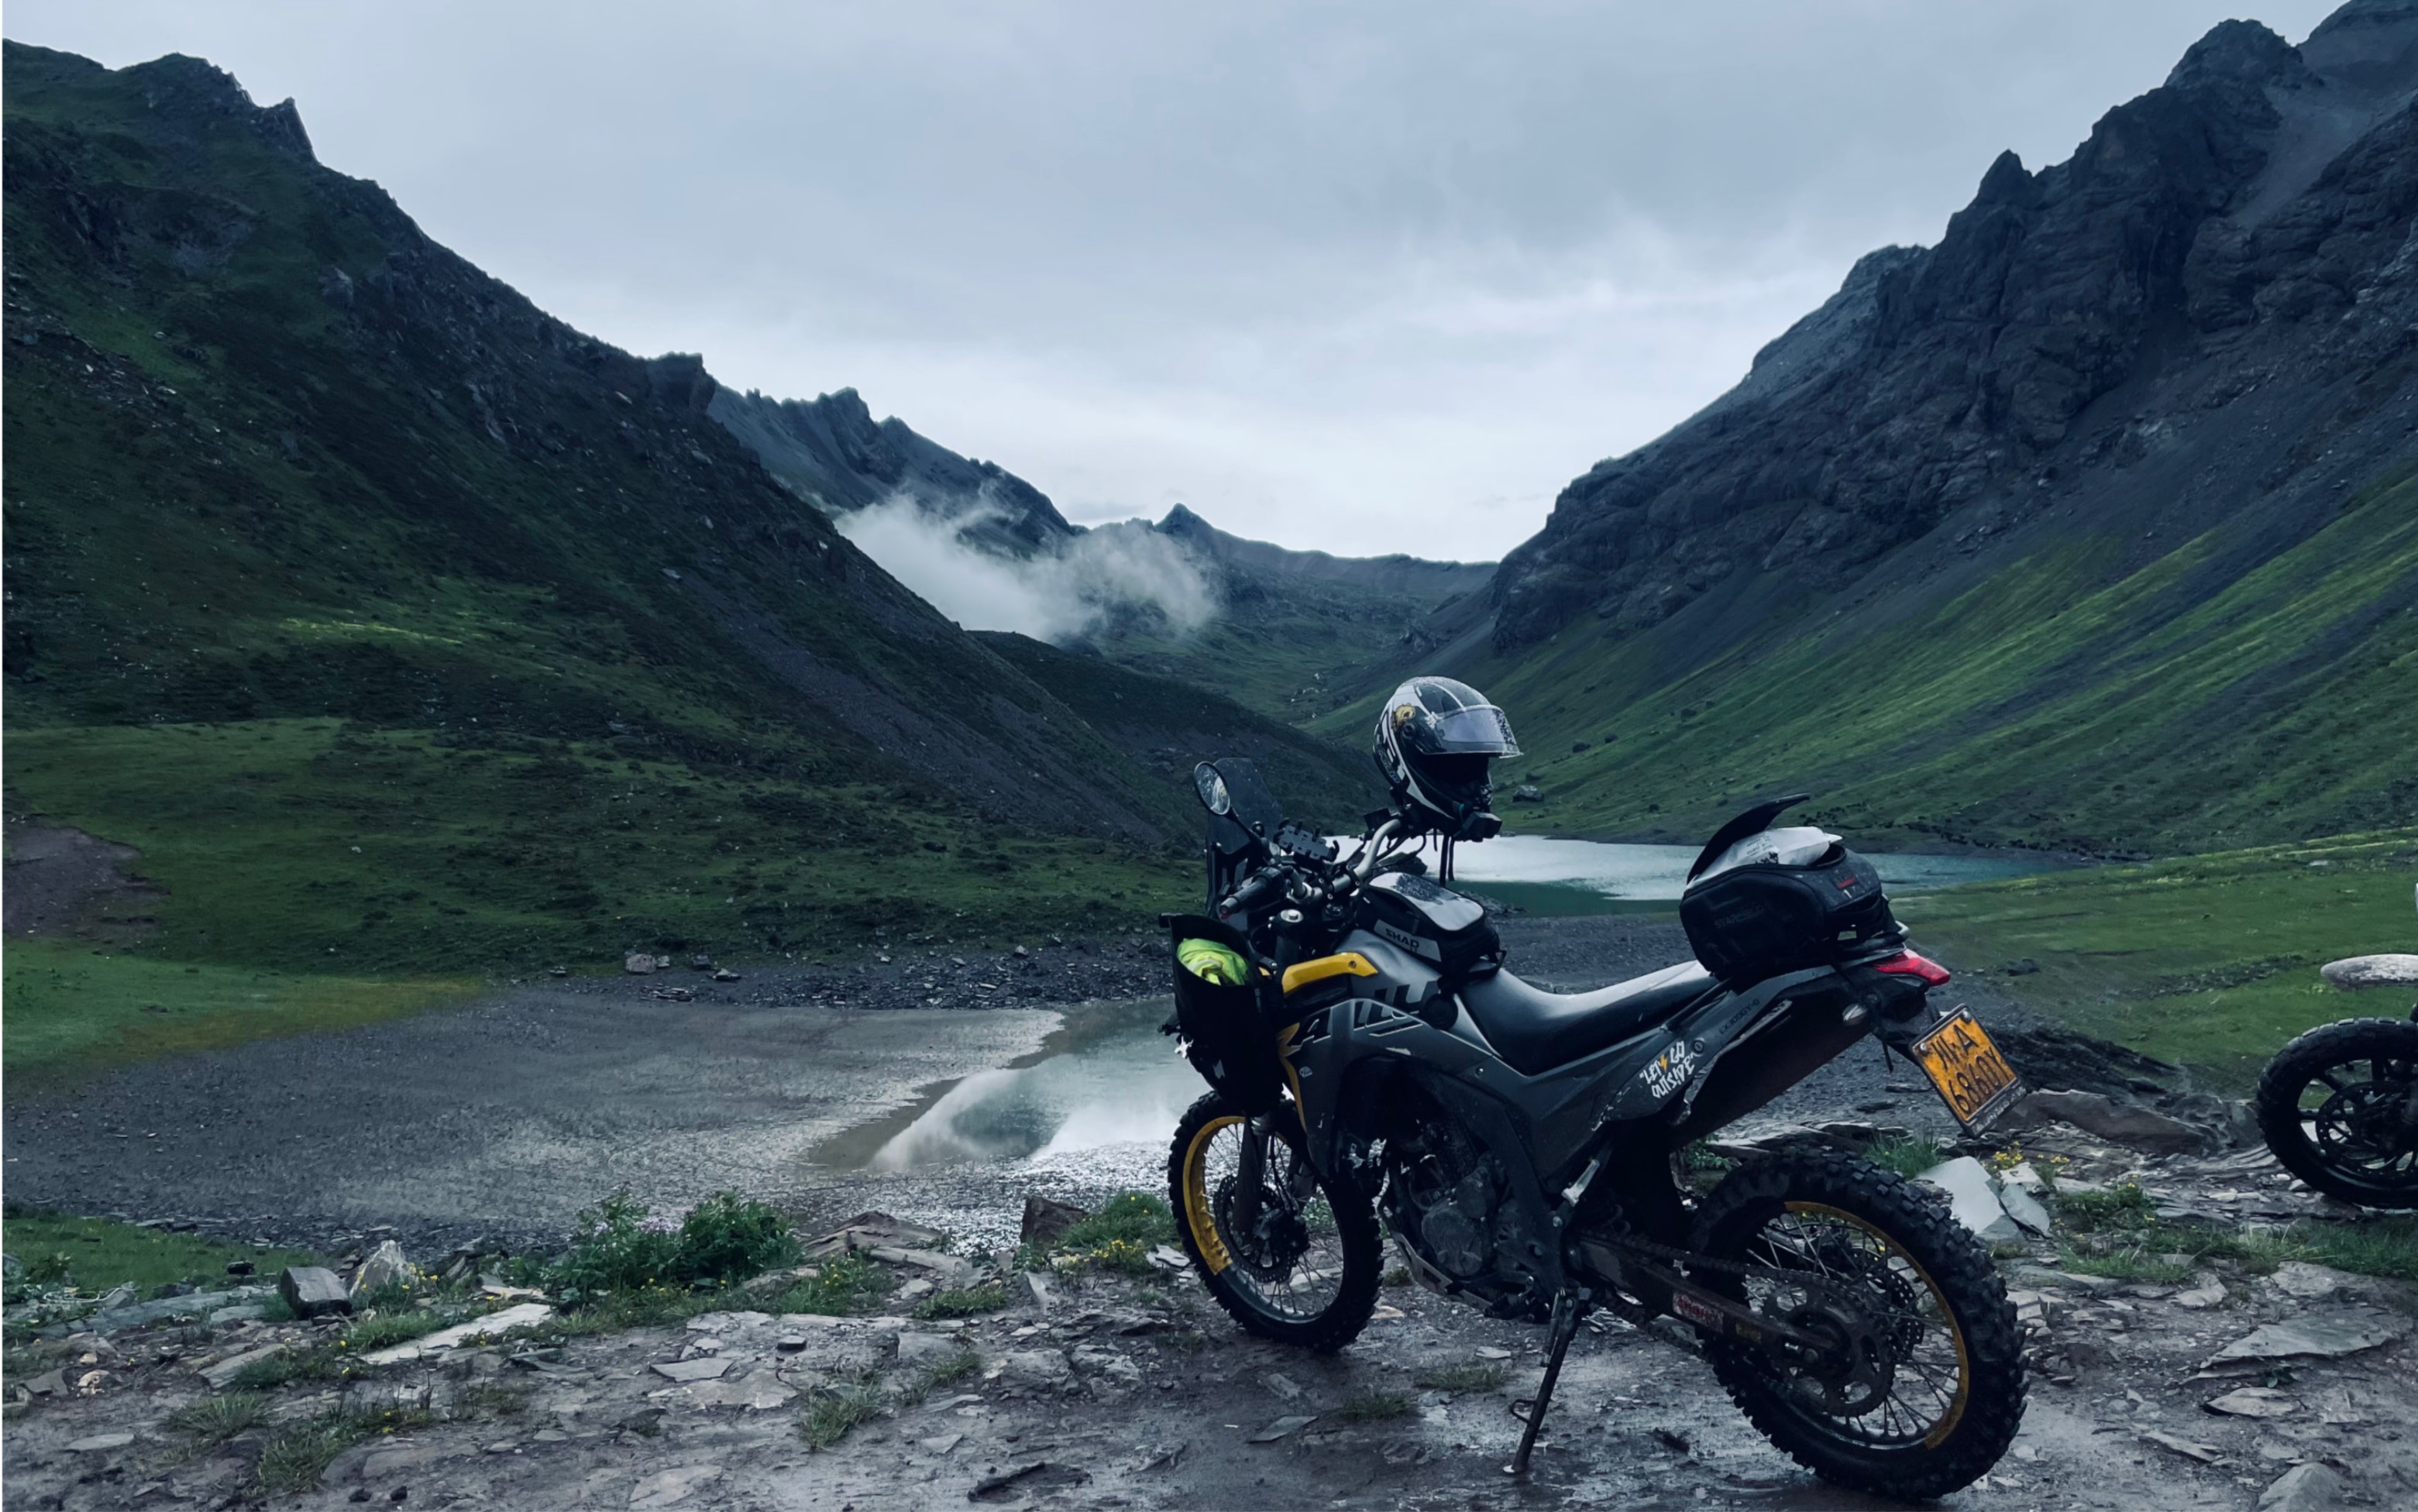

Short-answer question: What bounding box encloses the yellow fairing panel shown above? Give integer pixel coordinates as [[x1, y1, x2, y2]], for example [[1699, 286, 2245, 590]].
[[1281, 952, 1378, 995]]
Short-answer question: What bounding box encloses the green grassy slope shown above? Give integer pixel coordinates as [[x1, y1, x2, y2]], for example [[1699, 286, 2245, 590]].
[[1, 43, 1196, 1000], [1320, 470, 2417, 856], [1898, 830, 2418, 1088], [977, 632, 1381, 830], [1084, 575, 1487, 725]]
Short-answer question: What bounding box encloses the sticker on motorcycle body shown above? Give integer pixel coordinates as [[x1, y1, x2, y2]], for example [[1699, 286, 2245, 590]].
[[1640, 1038, 1697, 1100], [1670, 1290, 1722, 1329]]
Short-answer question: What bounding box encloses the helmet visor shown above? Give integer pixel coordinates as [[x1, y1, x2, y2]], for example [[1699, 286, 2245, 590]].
[[1413, 703, 1521, 758]]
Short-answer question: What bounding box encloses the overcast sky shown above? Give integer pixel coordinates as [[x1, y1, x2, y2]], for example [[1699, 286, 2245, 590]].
[[12, 2, 2345, 560]]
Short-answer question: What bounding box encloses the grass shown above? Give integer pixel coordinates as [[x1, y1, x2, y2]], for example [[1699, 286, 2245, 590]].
[[1045, 1192, 1177, 1277], [4, 720, 1185, 1031], [1412, 1360, 1508, 1393], [913, 1283, 1008, 1319], [229, 1345, 345, 1391], [800, 1378, 883, 1451], [167, 1390, 270, 1443], [1866, 1137, 1944, 1181], [896, 1348, 982, 1406], [256, 1407, 434, 1493], [1319, 468, 2418, 860], [2, 940, 473, 1085], [1899, 829, 2418, 1085], [763, 1253, 896, 1317], [337, 1309, 455, 1353], [2052, 1185, 2417, 1284], [0, 1208, 318, 1297], [1333, 1390, 1413, 1421]]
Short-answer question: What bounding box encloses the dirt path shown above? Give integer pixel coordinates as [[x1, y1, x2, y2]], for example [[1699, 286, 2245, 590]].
[[3, 820, 162, 940]]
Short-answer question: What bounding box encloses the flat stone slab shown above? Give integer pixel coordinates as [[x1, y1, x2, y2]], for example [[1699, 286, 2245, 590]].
[[650, 1356, 734, 1383], [66, 1432, 136, 1452], [1917, 1156, 2023, 1244], [359, 1302, 554, 1365], [38, 1283, 274, 1338], [2320, 954, 2418, 990], [2201, 1307, 2413, 1373]]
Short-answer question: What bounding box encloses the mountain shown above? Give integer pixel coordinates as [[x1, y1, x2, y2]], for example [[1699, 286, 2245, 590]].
[[709, 386, 1075, 556], [1334, 1, 2418, 855], [705, 385, 1494, 720], [974, 631, 1381, 828], [0, 42, 1347, 972]]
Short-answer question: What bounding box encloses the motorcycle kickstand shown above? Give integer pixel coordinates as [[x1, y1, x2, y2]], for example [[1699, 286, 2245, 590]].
[[1508, 1289, 1585, 1477]]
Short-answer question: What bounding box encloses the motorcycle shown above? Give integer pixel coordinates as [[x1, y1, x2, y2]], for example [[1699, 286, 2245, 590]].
[[1160, 758, 2027, 1500], [2254, 909, 2418, 1209]]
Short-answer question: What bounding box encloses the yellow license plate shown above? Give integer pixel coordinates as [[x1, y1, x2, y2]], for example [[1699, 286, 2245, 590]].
[[1912, 1009, 2024, 1130]]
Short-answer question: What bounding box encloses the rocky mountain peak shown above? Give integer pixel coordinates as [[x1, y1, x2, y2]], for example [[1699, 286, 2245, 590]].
[[2163, 19, 2306, 91], [1487, 0, 2418, 653], [115, 49, 318, 160]]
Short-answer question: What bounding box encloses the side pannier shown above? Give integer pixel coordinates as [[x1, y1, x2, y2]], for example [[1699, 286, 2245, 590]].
[[1164, 914, 1287, 1112]]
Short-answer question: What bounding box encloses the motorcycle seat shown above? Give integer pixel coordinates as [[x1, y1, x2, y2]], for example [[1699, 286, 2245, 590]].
[[1458, 960, 1716, 1075]]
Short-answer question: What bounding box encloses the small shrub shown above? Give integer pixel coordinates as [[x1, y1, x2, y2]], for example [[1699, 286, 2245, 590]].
[[913, 1284, 1006, 1319], [1865, 1138, 1941, 1182], [1334, 1390, 1412, 1421], [550, 1190, 800, 1301], [22, 1253, 75, 1286], [1057, 1193, 1175, 1253], [768, 1253, 894, 1317], [800, 1380, 882, 1450], [1381, 1266, 1412, 1288], [674, 1191, 802, 1285], [1412, 1360, 1507, 1393], [168, 1390, 269, 1443], [897, 1348, 981, 1405]]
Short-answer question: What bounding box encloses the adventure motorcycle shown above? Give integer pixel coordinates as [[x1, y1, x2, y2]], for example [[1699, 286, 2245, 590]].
[[2255, 909, 2418, 1209], [1161, 759, 2027, 1500]]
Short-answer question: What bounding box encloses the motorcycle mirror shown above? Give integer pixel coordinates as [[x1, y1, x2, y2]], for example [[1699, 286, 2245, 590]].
[[1193, 761, 1233, 816]]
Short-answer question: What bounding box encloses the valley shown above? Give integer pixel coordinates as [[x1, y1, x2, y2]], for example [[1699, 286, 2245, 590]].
[[4, 8, 2416, 1509]]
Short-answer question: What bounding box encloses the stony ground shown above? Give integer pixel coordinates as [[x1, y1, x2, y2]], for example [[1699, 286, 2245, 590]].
[[8, 916, 2415, 1509], [4, 1169, 2412, 1512]]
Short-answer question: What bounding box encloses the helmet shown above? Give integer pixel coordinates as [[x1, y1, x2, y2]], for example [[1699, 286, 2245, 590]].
[[1373, 676, 1521, 840]]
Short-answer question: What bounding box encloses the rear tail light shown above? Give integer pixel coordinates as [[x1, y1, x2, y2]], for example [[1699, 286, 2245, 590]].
[[1871, 950, 1952, 986]]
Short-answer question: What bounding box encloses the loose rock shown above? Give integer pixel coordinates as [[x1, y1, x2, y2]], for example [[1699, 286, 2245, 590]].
[[279, 1265, 353, 1318]]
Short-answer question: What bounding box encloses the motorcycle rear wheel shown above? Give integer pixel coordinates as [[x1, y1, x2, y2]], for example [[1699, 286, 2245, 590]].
[[1168, 1091, 1381, 1352], [2255, 1017, 2418, 1209], [1691, 1149, 2024, 1500]]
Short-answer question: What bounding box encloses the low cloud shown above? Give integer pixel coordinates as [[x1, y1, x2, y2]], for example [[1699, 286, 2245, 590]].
[[837, 490, 1218, 642]]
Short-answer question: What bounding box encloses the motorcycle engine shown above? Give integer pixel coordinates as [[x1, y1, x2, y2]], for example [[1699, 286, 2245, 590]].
[[1381, 1110, 1539, 1314]]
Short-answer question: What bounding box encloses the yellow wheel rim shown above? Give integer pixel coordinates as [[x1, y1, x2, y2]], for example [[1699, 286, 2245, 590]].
[[1183, 1115, 1244, 1274], [1782, 1201, 1972, 1448]]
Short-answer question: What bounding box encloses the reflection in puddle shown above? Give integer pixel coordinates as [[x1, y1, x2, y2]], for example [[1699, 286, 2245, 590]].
[[851, 999, 1202, 1172]]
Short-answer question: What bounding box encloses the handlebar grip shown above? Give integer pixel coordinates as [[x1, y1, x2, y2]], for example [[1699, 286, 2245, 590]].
[[1219, 868, 1283, 916]]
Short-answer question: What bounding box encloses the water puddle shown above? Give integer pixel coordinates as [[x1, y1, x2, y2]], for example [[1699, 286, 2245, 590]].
[[1439, 835, 2071, 915], [812, 998, 1199, 1173]]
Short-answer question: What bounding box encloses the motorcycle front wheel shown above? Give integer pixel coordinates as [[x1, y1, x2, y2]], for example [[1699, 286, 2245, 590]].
[[1168, 1091, 1381, 1352], [2255, 1017, 2418, 1208], [1691, 1149, 2025, 1500]]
